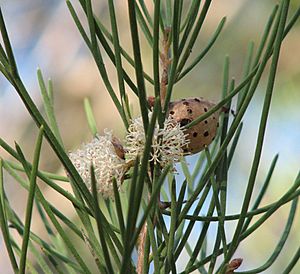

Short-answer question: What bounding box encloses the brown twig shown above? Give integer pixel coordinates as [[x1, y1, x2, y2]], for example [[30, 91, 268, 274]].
[[160, 28, 171, 107], [136, 222, 148, 274]]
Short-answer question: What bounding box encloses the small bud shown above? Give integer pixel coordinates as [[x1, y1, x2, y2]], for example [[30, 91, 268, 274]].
[[147, 96, 155, 108], [226, 258, 243, 273]]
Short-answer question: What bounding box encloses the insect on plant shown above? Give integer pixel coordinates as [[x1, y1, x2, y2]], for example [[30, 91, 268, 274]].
[[0, 1, 300, 274]]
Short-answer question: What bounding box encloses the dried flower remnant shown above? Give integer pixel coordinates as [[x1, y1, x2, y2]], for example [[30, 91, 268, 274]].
[[125, 113, 189, 167], [69, 130, 126, 199]]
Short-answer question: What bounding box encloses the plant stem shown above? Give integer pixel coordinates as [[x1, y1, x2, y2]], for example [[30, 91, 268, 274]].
[[137, 223, 148, 274], [160, 28, 171, 107]]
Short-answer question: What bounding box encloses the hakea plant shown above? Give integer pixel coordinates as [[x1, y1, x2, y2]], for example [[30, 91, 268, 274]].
[[0, 1, 300, 274]]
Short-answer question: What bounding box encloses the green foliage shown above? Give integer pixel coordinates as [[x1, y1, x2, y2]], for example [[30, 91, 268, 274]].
[[0, 1, 299, 273]]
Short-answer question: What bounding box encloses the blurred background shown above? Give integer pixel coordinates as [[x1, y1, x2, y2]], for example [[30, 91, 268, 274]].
[[0, 0, 299, 273]]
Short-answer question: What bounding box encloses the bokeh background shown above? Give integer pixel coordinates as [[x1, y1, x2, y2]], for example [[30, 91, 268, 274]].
[[0, 0, 299, 273]]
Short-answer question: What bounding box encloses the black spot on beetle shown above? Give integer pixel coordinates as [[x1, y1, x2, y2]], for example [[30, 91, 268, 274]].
[[194, 98, 200, 102], [213, 116, 216, 120], [204, 120, 208, 124], [204, 107, 208, 112], [180, 118, 192, 127], [170, 110, 175, 115], [183, 101, 189, 106], [193, 132, 198, 137], [187, 109, 193, 114], [204, 131, 209, 137]]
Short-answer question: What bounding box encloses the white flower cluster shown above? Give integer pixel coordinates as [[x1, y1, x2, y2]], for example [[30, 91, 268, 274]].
[[125, 113, 189, 167], [69, 114, 188, 199], [69, 130, 126, 199]]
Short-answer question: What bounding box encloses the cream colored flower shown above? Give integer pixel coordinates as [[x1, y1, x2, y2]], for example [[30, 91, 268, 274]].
[[125, 113, 189, 167], [69, 130, 126, 199]]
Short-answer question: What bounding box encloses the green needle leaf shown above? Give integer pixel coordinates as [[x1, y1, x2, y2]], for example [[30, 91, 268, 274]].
[[84, 98, 98, 136], [222, 1, 291, 269], [0, 8, 17, 75], [238, 197, 298, 273], [282, 246, 300, 274], [0, 160, 19, 273], [37, 69, 64, 147], [19, 126, 44, 274], [90, 165, 115, 274], [177, 16, 226, 82], [127, 0, 149, 131]]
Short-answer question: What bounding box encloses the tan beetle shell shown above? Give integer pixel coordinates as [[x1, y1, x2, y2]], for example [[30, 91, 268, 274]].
[[168, 97, 221, 154]]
